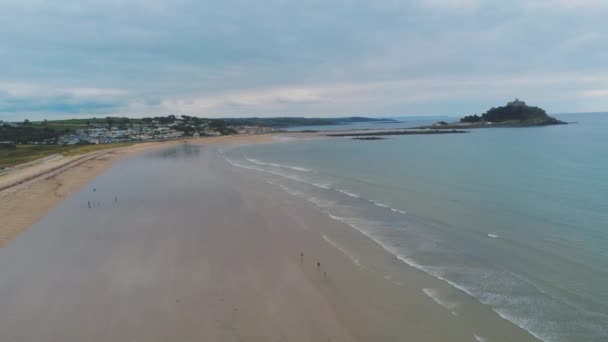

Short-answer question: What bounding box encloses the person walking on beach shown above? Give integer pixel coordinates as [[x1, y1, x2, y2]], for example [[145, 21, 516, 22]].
[[317, 261, 321, 269]]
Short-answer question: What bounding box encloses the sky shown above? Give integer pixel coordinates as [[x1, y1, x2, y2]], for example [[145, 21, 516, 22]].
[[0, 0, 607, 120]]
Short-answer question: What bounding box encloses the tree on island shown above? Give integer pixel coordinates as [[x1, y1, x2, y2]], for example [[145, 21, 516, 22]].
[[460, 99, 563, 124], [461, 114, 482, 123]]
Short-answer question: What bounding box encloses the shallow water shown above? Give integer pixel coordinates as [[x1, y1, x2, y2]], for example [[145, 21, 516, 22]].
[[225, 113, 608, 342]]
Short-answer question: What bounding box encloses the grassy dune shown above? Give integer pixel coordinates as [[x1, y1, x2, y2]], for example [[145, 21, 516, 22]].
[[0, 143, 133, 168]]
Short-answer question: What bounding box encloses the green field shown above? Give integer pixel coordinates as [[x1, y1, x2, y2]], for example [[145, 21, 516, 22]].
[[37, 118, 144, 130], [0, 143, 133, 168]]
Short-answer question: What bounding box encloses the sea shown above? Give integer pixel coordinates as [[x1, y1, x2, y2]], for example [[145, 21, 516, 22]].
[[223, 113, 608, 342]]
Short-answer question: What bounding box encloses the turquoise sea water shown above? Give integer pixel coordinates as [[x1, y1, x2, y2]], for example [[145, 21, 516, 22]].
[[224, 113, 608, 342]]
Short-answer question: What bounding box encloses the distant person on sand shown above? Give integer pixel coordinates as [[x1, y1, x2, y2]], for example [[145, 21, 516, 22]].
[[317, 261, 321, 269]]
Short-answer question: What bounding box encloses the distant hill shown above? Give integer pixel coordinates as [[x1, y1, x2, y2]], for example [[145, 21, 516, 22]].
[[460, 100, 566, 125], [219, 117, 398, 128]]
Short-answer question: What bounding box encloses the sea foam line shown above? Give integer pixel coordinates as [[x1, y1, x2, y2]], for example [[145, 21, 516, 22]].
[[370, 200, 407, 214], [226, 157, 312, 184], [230, 156, 411, 216], [246, 158, 313, 172], [322, 212, 483, 319], [422, 288, 459, 316], [335, 188, 360, 198], [226, 154, 550, 341], [474, 334, 488, 342], [279, 184, 304, 197], [322, 210, 488, 308], [227, 157, 331, 190], [322, 234, 362, 267]]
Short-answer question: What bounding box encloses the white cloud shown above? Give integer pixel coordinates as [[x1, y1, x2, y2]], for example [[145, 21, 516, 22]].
[[1, 0, 608, 119], [0, 82, 128, 98], [117, 71, 608, 116], [578, 89, 608, 97], [63, 88, 128, 97], [417, 0, 481, 10], [526, 0, 608, 9]]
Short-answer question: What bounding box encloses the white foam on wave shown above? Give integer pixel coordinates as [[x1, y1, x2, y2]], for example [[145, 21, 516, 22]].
[[225, 153, 557, 342], [474, 334, 488, 342], [370, 200, 389, 208], [369, 200, 408, 215], [335, 188, 360, 198], [489, 307, 547, 342], [325, 214, 368, 234], [400, 256, 477, 298], [228, 159, 403, 218], [228, 156, 314, 184], [226, 156, 340, 198], [270, 182, 334, 210], [267, 180, 523, 338], [327, 213, 343, 221], [224, 158, 265, 172], [250, 163, 323, 188], [422, 288, 459, 315], [307, 196, 336, 208], [279, 184, 304, 197], [246, 158, 313, 172], [322, 235, 362, 267]]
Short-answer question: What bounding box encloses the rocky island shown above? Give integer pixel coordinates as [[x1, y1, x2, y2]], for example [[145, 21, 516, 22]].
[[327, 129, 468, 138], [352, 136, 387, 140], [421, 100, 567, 129]]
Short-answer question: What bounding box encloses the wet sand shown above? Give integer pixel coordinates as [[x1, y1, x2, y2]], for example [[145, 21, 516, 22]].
[[0, 143, 538, 341], [0, 135, 275, 246]]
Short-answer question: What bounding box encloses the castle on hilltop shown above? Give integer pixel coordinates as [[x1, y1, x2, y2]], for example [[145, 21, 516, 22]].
[[507, 99, 526, 107]]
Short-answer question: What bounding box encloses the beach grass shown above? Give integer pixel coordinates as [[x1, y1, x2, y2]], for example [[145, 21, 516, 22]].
[[0, 143, 133, 168]]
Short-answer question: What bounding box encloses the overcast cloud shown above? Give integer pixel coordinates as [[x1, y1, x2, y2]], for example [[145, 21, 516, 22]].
[[0, 0, 607, 120]]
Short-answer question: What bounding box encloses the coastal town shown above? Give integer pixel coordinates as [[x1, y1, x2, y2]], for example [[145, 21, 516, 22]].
[[0, 116, 393, 170], [0, 116, 400, 147], [0, 115, 277, 146]]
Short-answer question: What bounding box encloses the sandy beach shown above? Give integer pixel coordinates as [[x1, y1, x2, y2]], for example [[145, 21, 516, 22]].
[[0, 135, 276, 246], [0, 140, 540, 341]]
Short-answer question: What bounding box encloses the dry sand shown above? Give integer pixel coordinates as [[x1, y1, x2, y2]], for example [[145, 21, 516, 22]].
[[0, 134, 275, 246]]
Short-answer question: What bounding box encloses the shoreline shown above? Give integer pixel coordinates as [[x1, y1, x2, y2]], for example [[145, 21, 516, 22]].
[[0, 134, 277, 246], [0, 144, 540, 341], [224, 148, 545, 342]]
